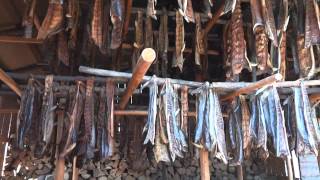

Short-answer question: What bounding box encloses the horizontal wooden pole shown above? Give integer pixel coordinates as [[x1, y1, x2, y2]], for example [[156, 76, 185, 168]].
[[221, 74, 283, 101], [114, 110, 197, 117], [0, 36, 43, 44], [122, 43, 219, 55]]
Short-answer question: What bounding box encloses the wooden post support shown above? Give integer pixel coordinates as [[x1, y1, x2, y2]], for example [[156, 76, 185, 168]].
[[200, 149, 210, 180], [221, 74, 282, 101], [123, 0, 133, 37], [72, 156, 79, 180], [119, 48, 156, 109], [55, 158, 65, 180], [0, 68, 22, 97], [286, 156, 293, 180], [237, 165, 244, 180]]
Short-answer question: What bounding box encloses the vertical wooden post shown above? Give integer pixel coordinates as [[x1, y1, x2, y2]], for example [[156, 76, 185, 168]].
[[55, 158, 65, 180], [72, 156, 79, 180], [200, 149, 210, 180], [237, 165, 244, 180], [286, 156, 293, 180]]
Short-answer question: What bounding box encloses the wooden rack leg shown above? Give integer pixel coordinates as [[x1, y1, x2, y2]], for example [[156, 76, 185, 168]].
[[286, 156, 293, 180], [55, 157, 65, 180], [237, 165, 244, 180], [200, 149, 210, 180], [72, 156, 79, 180]]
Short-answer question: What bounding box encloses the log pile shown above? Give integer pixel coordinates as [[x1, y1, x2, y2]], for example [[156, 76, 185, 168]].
[[4, 141, 268, 180]]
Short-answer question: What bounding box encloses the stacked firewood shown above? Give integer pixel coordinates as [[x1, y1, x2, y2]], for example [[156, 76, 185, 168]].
[[4, 142, 268, 180]]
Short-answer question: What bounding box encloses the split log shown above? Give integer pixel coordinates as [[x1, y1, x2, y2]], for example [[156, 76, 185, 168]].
[[119, 48, 156, 109], [0, 68, 22, 97]]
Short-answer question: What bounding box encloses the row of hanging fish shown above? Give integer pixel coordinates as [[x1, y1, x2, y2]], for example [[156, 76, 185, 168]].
[[225, 0, 320, 80], [16, 77, 115, 165], [141, 78, 320, 164]]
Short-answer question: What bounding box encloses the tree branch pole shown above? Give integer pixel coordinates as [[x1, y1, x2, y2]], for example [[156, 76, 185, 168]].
[[0, 68, 22, 97], [204, 1, 225, 35], [220, 74, 282, 101], [119, 48, 156, 109]]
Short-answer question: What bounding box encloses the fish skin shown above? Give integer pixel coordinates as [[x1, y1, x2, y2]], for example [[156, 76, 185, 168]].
[[60, 81, 85, 157], [185, 0, 195, 23], [249, 96, 259, 146], [154, 101, 170, 162], [239, 96, 251, 159], [195, 13, 206, 67], [37, 0, 63, 40], [91, 0, 103, 48], [142, 78, 158, 145], [279, 30, 287, 80], [254, 26, 269, 72], [256, 93, 269, 160], [110, 0, 124, 49], [180, 86, 189, 135], [229, 98, 244, 166], [40, 75, 55, 154], [261, 0, 278, 46], [173, 11, 185, 72], [16, 78, 39, 149], [224, 0, 236, 14], [272, 86, 290, 158], [230, 0, 246, 75], [84, 78, 95, 159], [97, 85, 107, 159], [305, 0, 320, 48], [191, 83, 227, 163], [161, 79, 187, 161], [106, 79, 115, 156], [147, 0, 157, 20], [297, 35, 312, 78]]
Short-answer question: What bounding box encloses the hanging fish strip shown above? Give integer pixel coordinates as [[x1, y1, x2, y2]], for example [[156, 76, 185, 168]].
[[16, 78, 41, 149], [160, 79, 187, 161], [230, 0, 247, 76], [84, 78, 95, 159], [250, 0, 269, 71], [293, 82, 320, 156], [173, 11, 185, 72], [228, 98, 243, 166], [154, 92, 170, 162], [110, 0, 124, 49], [297, 35, 312, 78], [142, 77, 158, 145], [305, 0, 320, 47], [147, 0, 157, 20], [257, 86, 290, 159], [57, 31, 70, 66], [106, 79, 115, 156], [60, 81, 85, 157], [40, 75, 56, 154], [195, 13, 205, 67], [239, 96, 251, 159], [158, 9, 168, 77], [37, 0, 63, 40], [261, 0, 278, 46], [91, 0, 103, 48], [178, 0, 195, 23], [191, 83, 228, 164], [203, 0, 213, 18]]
